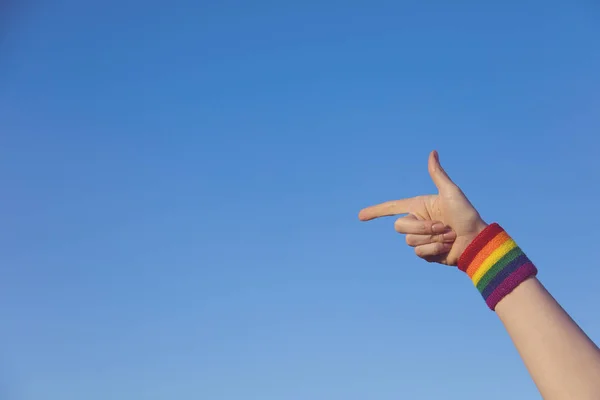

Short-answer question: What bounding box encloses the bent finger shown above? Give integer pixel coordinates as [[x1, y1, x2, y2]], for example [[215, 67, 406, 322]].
[[394, 214, 447, 235], [405, 230, 457, 247], [414, 242, 452, 259]]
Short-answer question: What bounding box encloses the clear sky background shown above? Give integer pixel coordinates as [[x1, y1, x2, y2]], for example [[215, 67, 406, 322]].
[[1, 1, 599, 399]]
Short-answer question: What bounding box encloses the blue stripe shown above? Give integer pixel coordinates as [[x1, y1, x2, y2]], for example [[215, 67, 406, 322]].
[[481, 253, 530, 299]]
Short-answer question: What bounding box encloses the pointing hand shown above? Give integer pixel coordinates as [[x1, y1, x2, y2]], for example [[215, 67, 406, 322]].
[[359, 151, 487, 266]]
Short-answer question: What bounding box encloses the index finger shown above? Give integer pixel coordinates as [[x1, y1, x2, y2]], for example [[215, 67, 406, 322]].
[[358, 198, 415, 221]]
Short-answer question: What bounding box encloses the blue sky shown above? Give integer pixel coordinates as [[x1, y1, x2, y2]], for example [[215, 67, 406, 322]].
[[1, 1, 599, 399]]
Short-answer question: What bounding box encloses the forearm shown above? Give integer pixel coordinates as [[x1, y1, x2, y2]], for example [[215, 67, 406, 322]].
[[359, 152, 600, 398], [459, 223, 600, 399], [495, 277, 600, 400]]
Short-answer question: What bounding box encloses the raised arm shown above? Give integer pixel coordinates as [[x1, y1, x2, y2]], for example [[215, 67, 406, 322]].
[[495, 278, 600, 399], [359, 151, 600, 400]]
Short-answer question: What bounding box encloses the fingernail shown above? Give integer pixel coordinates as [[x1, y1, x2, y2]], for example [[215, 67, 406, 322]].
[[432, 223, 445, 234], [443, 243, 453, 251], [443, 231, 457, 241]]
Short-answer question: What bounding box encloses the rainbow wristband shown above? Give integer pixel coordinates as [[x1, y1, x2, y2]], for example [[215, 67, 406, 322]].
[[458, 223, 538, 311]]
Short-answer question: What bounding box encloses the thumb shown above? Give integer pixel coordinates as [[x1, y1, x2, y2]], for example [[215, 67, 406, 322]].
[[428, 150, 457, 192]]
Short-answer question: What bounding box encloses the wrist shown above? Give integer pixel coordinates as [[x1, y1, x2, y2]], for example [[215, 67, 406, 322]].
[[466, 219, 489, 248], [457, 223, 538, 311]]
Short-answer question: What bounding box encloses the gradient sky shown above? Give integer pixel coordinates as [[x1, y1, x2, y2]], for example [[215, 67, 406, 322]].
[[1, 1, 600, 399]]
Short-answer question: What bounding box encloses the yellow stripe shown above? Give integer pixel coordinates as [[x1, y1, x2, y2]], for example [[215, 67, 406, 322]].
[[472, 239, 517, 286]]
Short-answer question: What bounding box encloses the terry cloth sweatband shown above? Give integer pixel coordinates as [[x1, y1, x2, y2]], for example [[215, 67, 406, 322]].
[[457, 223, 538, 311]]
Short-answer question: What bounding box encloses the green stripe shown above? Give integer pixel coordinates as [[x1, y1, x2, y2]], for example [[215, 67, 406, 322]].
[[476, 247, 524, 292]]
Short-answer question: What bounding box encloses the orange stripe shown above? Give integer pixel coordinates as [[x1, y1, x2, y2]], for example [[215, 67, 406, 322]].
[[466, 231, 511, 277]]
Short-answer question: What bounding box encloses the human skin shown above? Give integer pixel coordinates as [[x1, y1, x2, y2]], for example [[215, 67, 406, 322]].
[[358, 151, 600, 399]]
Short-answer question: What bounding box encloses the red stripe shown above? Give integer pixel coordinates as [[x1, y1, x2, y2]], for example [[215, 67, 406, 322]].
[[457, 223, 503, 272]]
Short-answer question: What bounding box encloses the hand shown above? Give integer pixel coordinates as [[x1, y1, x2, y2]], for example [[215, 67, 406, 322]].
[[358, 150, 488, 266]]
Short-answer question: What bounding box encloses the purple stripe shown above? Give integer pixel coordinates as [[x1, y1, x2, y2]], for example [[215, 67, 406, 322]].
[[481, 253, 530, 298], [485, 263, 538, 310]]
